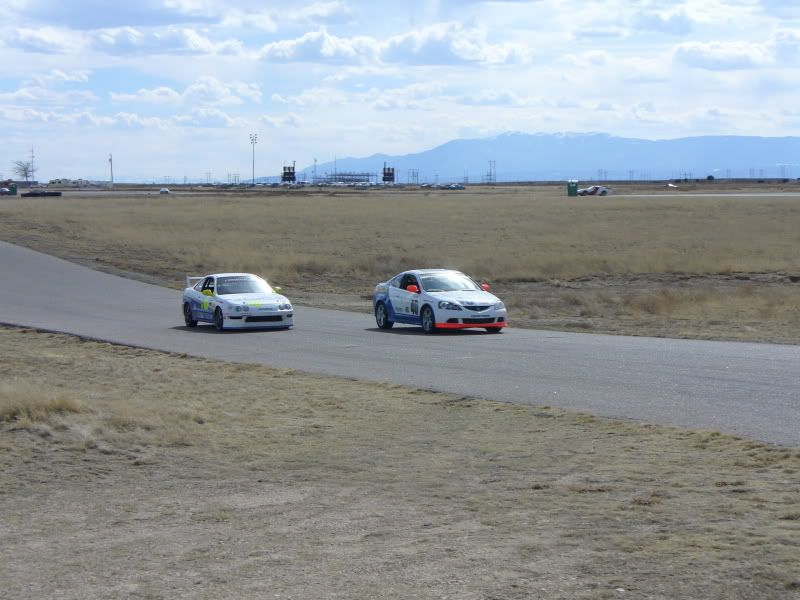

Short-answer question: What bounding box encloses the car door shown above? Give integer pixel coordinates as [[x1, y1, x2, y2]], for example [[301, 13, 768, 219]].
[[195, 276, 216, 321], [389, 273, 420, 322]]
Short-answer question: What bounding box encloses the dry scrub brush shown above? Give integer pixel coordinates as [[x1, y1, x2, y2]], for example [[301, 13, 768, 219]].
[[0, 382, 81, 424]]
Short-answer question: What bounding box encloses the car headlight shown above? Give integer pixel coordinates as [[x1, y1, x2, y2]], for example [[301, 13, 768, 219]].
[[438, 301, 462, 311], [235, 305, 241, 312], [493, 301, 505, 310], [279, 303, 292, 310]]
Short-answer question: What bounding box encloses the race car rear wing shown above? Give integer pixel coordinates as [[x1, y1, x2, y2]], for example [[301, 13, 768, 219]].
[[186, 275, 204, 289]]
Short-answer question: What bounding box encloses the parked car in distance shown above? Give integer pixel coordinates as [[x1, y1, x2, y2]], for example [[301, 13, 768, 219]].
[[577, 185, 609, 196]]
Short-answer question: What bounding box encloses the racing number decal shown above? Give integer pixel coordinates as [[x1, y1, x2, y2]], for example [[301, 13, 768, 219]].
[[410, 299, 419, 315]]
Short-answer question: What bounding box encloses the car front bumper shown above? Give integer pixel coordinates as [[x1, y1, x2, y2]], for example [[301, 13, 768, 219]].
[[436, 318, 507, 329], [224, 311, 294, 329], [435, 308, 507, 329]]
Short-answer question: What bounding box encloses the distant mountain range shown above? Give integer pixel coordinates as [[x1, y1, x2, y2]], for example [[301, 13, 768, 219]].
[[303, 133, 800, 183]]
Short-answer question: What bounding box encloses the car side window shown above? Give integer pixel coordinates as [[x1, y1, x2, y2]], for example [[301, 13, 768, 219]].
[[400, 274, 418, 290], [390, 275, 403, 288], [201, 277, 214, 294], [193, 280, 204, 291]]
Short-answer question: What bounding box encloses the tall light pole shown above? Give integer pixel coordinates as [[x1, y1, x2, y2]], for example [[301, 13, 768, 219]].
[[249, 133, 257, 186]]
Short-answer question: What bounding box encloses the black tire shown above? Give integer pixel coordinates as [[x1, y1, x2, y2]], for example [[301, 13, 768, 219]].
[[214, 307, 225, 331], [375, 302, 394, 329], [183, 303, 197, 327], [420, 305, 436, 334], [485, 327, 503, 334]]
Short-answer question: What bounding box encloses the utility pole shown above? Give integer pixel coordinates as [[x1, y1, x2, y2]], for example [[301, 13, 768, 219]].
[[109, 153, 114, 188], [250, 133, 257, 186]]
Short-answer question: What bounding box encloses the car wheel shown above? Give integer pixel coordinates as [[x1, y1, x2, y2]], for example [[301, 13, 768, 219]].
[[485, 327, 503, 334], [375, 302, 394, 329], [183, 302, 197, 327], [214, 307, 225, 331], [420, 305, 436, 334]]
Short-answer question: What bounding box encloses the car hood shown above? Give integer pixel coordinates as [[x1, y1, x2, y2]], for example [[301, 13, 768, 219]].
[[218, 293, 289, 306], [425, 290, 500, 306]]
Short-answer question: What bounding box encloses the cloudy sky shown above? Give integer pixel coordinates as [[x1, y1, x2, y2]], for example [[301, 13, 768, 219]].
[[1, 0, 798, 181]]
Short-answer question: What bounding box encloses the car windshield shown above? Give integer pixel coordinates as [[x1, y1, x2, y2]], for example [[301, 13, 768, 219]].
[[420, 272, 480, 292], [216, 276, 273, 295]]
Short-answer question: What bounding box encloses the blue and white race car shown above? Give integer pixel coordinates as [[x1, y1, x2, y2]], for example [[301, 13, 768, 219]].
[[182, 273, 293, 331], [373, 269, 507, 334]]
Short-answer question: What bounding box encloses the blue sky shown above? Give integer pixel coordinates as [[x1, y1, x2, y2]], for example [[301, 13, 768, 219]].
[[1, 0, 799, 181]]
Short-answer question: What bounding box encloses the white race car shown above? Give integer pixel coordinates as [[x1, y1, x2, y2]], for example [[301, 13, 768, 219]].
[[373, 269, 507, 333], [182, 273, 293, 331], [577, 185, 609, 196]]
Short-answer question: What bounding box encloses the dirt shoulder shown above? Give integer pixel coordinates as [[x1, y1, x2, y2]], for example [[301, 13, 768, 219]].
[[1, 326, 798, 599]]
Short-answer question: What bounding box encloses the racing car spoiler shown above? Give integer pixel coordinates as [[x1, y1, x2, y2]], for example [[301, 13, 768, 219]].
[[186, 275, 204, 288]]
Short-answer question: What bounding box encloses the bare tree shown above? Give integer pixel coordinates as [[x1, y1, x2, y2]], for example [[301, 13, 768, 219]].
[[12, 160, 35, 184]]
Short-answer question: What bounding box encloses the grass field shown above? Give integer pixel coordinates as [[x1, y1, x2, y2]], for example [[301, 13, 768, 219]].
[[2, 325, 799, 599], [1, 183, 799, 342]]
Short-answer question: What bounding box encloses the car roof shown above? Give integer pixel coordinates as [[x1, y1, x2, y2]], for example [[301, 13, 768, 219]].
[[207, 273, 263, 278], [406, 269, 462, 276]]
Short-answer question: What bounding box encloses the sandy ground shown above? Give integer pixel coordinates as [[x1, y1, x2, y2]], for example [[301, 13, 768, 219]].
[[1, 326, 798, 599]]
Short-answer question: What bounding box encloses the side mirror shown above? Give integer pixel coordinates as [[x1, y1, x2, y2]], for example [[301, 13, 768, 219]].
[[406, 284, 420, 294], [480, 283, 490, 291], [202, 289, 213, 296], [274, 286, 282, 293]]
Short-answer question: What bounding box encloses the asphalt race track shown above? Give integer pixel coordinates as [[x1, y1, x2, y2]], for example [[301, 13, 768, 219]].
[[1, 240, 798, 446]]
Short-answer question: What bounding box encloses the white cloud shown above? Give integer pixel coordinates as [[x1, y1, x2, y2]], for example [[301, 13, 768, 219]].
[[92, 26, 243, 55], [630, 11, 693, 35], [257, 23, 530, 65], [773, 29, 800, 63], [271, 87, 349, 106], [259, 112, 303, 128], [115, 112, 174, 129], [382, 22, 531, 65], [185, 107, 245, 128], [221, 1, 351, 31], [562, 50, 610, 68], [0, 106, 113, 126], [455, 90, 530, 106], [112, 77, 261, 106], [5, 26, 85, 53], [257, 27, 378, 63], [112, 86, 182, 104], [0, 69, 97, 106], [368, 82, 446, 110], [673, 40, 771, 70]]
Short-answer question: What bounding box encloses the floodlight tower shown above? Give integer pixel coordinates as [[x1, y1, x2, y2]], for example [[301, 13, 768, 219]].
[[249, 133, 258, 186]]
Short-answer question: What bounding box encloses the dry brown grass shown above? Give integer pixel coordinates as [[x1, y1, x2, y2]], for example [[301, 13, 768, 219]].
[[2, 325, 799, 599], [2, 185, 799, 285], [0, 382, 81, 423]]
